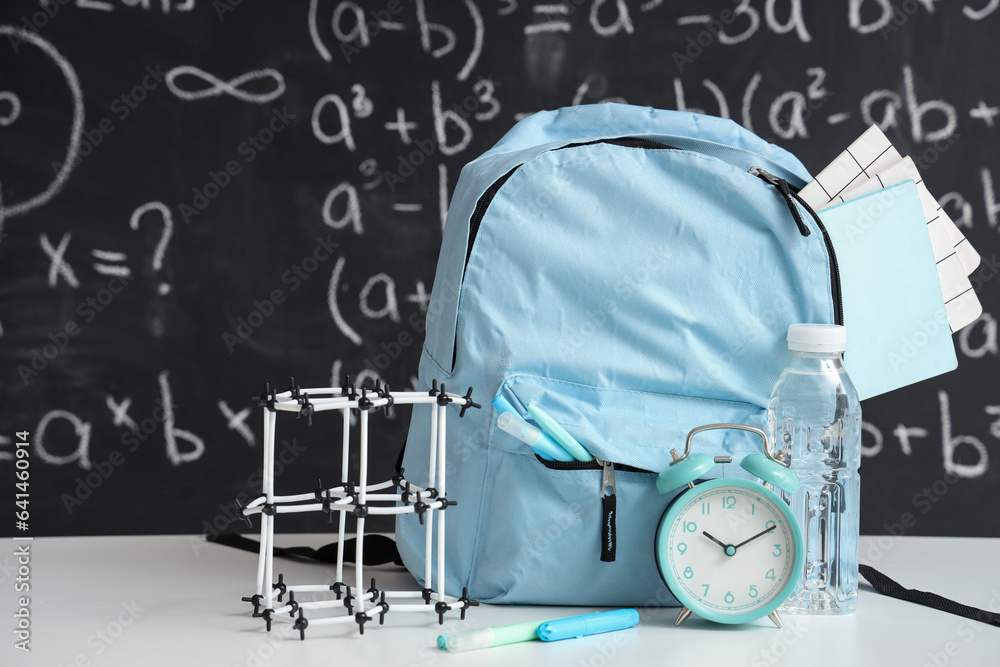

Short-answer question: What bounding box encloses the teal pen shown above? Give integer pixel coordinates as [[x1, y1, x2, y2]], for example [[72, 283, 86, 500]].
[[525, 403, 594, 462], [536, 608, 640, 641]]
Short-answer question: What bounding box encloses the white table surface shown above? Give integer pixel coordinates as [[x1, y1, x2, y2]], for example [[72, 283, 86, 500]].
[[2, 534, 999, 666]]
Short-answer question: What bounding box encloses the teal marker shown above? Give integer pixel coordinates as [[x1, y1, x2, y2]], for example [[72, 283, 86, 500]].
[[525, 403, 593, 462], [437, 618, 556, 652]]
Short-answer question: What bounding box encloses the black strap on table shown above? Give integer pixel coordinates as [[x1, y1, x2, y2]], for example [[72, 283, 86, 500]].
[[860, 564, 1000, 628], [208, 532, 404, 567]]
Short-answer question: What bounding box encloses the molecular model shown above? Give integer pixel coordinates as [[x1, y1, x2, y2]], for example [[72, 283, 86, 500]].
[[235, 377, 480, 638]]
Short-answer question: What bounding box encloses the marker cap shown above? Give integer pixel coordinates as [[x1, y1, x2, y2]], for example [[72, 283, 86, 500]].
[[536, 608, 640, 642], [497, 411, 540, 446], [438, 628, 494, 652], [496, 413, 575, 462], [439, 619, 548, 652]]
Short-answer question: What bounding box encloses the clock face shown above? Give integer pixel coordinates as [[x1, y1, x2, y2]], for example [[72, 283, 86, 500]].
[[655, 478, 803, 623]]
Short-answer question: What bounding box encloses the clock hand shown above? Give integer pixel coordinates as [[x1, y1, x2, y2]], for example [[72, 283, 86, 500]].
[[733, 524, 777, 549], [701, 531, 729, 551]]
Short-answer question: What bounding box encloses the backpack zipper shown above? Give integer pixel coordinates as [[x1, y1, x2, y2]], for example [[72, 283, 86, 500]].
[[599, 457, 617, 563], [465, 165, 519, 272], [536, 456, 653, 474], [556, 137, 678, 152], [751, 167, 844, 326], [537, 455, 656, 563]]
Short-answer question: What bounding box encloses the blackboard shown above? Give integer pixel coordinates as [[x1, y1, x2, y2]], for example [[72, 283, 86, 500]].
[[1, 0, 997, 542]]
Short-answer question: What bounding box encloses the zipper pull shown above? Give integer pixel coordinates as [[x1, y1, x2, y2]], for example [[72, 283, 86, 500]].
[[597, 458, 617, 563], [599, 457, 616, 498], [750, 167, 811, 238]]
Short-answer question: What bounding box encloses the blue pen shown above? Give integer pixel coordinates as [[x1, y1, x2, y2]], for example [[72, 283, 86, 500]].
[[492, 395, 574, 462], [536, 608, 640, 642]]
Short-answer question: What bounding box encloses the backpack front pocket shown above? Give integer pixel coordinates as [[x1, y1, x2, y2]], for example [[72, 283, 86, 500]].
[[467, 374, 767, 606]]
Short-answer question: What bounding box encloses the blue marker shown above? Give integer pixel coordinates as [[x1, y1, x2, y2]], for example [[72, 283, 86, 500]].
[[492, 394, 521, 418], [536, 608, 640, 642]]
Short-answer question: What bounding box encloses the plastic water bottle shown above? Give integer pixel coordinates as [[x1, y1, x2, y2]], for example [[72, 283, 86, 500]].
[[768, 324, 861, 615]]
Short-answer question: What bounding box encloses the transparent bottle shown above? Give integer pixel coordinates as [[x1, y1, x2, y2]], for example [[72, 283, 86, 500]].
[[768, 324, 861, 615]]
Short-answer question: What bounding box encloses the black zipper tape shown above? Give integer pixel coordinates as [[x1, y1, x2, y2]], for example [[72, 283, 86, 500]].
[[536, 456, 653, 474], [557, 136, 678, 152], [465, 165, 520, 275], [752, 167, 844, 326], [796, 192, 844, 326]]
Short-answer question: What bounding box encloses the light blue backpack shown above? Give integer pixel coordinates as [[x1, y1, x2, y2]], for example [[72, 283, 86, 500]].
[[396, 104, 838, 606]]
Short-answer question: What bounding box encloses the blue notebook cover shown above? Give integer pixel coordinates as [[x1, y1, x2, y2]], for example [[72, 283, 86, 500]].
[[819, 181, 958, 400]]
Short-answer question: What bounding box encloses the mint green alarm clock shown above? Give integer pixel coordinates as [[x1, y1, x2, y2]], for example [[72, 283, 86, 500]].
[[654, 424, 804, 628]]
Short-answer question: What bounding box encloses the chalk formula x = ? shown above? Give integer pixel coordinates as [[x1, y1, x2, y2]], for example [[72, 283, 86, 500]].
[[165, 66, 285, 104]]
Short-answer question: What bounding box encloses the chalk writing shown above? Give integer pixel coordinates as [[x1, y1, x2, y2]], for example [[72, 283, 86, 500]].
[[165, 66, 285, 104]]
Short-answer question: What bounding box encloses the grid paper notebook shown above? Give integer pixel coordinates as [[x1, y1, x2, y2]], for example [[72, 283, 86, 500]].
[[798, 125, 982, 332]]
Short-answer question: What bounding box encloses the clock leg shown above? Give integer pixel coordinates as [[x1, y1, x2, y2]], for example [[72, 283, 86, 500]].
[[767, 611, 783, 629], [675, 607, 692, 626]]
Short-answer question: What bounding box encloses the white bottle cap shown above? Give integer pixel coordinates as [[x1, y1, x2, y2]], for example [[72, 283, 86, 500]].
[[787, 323, 846, 353]]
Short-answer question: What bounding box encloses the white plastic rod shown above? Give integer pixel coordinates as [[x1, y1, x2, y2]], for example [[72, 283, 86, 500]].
[[285, 584, 340, 593], [341, 406, 351, 485], [336, 405, 350, 586], [298, 597, 370, 611], [254, 407, 270, 597], [299, 615, 365, 626], [359, 406, 369, 506], [423, 497, 434, 594], [272, 397, 390, 413], [266, 481, 396, 505], [263, 408, 276, 611], [266, 409, 276, 501], [424, 400, 437, 592], [356, 408, 369, 599], [383, 605, 451, 614], [270, 504, 347, 514], [436, 403, 447, 603], [428, 401, 438, 487], [269, 389, 470, 406], [272, 386, 346, 398], [254, 512, 268, 597], [437, 403, 447, 498], [254, 500, 446, 516]]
